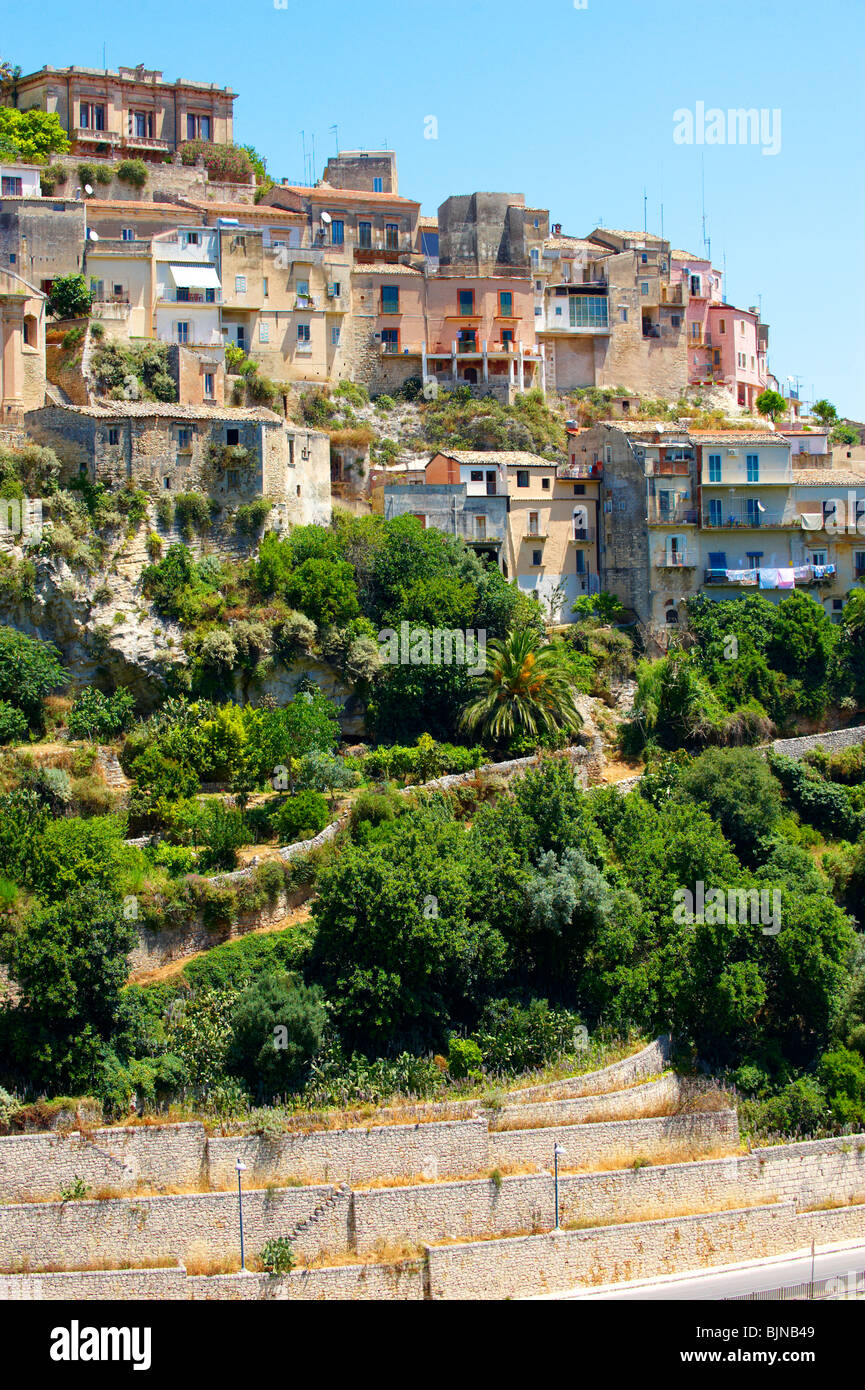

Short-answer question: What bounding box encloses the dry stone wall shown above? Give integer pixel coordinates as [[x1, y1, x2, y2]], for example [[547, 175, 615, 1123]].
[[495, 1070, 679, 1127], [488, 1111, 739, 1171], [0, 1123, 206, 1203], [0, 1185, 350, 1270], [504, 1036, 671, 1102]]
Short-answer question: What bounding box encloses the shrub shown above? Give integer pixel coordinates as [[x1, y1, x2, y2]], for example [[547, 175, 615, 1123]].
[[235, 498, 272, 535], [116, 158, 148, 189], [46, 274, 91, 321], [66, 686, 135, 741], [273, 791, 329, 843], [180, 140, 253, 184], [447, 1036, 483, 1080], [173, 492, 213, 540], [260, 1237, 296, 1276], [0, 700, 27, 745], [197, 803, 247, 873], [350, 784, 403, 828], [229, 972, 327, 1097]]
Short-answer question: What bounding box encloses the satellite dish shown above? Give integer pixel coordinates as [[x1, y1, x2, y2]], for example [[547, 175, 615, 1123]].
[[88, 229, 99, 241], [84, 184, 94, 196], [320, 211, 332, 225]]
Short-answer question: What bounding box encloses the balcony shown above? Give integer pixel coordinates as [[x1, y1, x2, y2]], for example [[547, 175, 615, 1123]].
[[648, 500, 699, 525], [651, 459, 693, 476], [702, 505, 797, 529], [524, 530, 548, 542], [570, 526, 597, 544], [156, 290, 222, 305], [380, 341, 421, 356], [157, 330, 223, 347], [561, 462, 603, 480], [654, 550, 697, 568]]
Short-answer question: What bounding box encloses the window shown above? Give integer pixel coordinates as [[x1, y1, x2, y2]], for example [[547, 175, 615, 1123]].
[[708, 453, 722, 482], [501, 329, 514, 349], [297, 323, 310, 342], [259, 321, 270, 343], [177, 428, 192, 450], [528, 511, 540, 536], [227, 470, 240, 490], [569, 296, 608, 329], [458, 289, 475, 316], [380, 285, 399, 314], [373, 177, 383, 193], [186, 114, 211, 140], [475, 515, 487, 540], [296, 279, 309, 298], [331, 219, 344, 246], [235, 275, 247, 294], [121, 227, 135, 242], [175, 322, 189, 344], [640, 282, 649, 296], [1, 176, 23, 197], [204, 373, 215, 398], [358, 221, 372, 249], [573, 483, 585, 496], [263, 277, 269, 298], [498, 290, 513, 317], [532, 550, 542, 566], [381, 328, 399, 353], [708, 552, 727, 569], [129, 110, 155, 139], [746, 498, 761, 526], [470, 470, 484, 483], [79, 102, 106, 131], [719, 318, 726, 334], [671, 314, 681, 328], [620, 307, 628, 323], [708, 498, 723, 527], [163, 477, 171, 490], [641, 252, 648, 264], [810, 550, 827, 567], [746, 552, 763, 567], [184, 232, 200, 246], [746, 454, 760, 482], [108, 428, 120, 446], [855, 552, 865, 575], [331, 325, 340, 346], [542, 477, 550, 490], [330, 282, 341, 297], [690, 274, 701, 296], [385, 223, 399, 251], [531, 249, 539, 266], [516, 470, 529, 488]]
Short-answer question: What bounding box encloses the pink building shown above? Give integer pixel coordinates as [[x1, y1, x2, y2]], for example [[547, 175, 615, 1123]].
[[671, 251, 770, 409], [422, 276, 542, 391]]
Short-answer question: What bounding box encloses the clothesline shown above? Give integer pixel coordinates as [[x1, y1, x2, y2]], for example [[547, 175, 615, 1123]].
[[712, 562, 836, 588]]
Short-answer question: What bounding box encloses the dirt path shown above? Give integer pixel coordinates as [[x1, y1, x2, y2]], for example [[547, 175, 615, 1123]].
[[127, 903, 315, 987], [601, 759, 643, 784]]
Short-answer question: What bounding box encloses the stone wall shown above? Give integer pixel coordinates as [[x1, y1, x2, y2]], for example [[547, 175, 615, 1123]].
[[0, 1123, 206, 1203], [206, 1118, 491, 1188], [503, 1036, 671, 1102], [488, 1110, 739, 1171], [425, 1203, 798, 1299], [493, 1072, 681, 1130], [188, 1262, 425, 1301], [0, 1185, 350, 1270], [771, 725, 865, 759], [0, 1267, 186, 1300], [127, 885, 312, 977]]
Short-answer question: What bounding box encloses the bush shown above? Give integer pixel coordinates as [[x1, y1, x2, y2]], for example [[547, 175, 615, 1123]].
[[46, 274, 91, 321], [180, 140, 253, 184], [173, 492, 213, 540], [770, 753, 862, 838], [350, 784, 403, 829], [116, 158, 148, 189], [447, 1036, 483, 1080], [0, 699, 27, 745], [260, 1237, 296, 1276], [273, 791, 329, 843], [677, 747, 781, 860], [197, 803, 247, 873], [235, 498, 272, 535], [66, 687, 135, 741]]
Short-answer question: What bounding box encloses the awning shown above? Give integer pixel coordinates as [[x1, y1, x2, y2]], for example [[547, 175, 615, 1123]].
[[169, 264, 221, 290]]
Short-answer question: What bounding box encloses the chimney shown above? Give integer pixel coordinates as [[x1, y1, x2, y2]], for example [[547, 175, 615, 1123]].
[[553, 223, 562, 235]]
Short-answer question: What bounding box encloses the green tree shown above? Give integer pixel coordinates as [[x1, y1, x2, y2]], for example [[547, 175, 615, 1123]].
[[459, 629, 582, 746], [677, 747, 782, 861], [0, 107, 69, 163], [29, 814, 128, 900], [46, 273, 92, 320], [755, 389, 786, 421], [811, 400, 838, 426], [0, 624, 65, 729], [2, 886, 135, 1090], [66, 686, 135, 741], [283, 556, 359, 627], [228, 972, 326, 1098]]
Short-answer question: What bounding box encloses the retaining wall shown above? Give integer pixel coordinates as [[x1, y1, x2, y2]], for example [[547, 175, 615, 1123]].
[[127, 886, 311, 976], [772, 725, 865, 759], [488, 1110, 739, 1171], [206, 1118, 491, 1187], [0, 1123, 206, 1202], [425, 1203, 798, 1299], [495, 1071, 679, 1128], [503, 1036, 671, 1102], [188, 1262, 425, 1301], [0, 1185, 350, 1271]]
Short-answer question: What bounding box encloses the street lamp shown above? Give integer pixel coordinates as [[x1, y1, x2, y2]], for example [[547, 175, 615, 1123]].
[[236, 1157, 248, 1271], [553, 1144, 566, 1229]]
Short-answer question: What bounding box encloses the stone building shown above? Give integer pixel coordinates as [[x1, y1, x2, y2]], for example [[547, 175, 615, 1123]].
[[0, 196, 86, 296], [4, 64, 236, 159], [322, 151, 398, 195], [0, 268, 46, 424], [24, 402, 331, 526]]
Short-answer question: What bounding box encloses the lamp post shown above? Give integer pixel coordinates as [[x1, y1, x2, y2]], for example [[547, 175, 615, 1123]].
[[236, 1157, 248, 1271], [554, 1144, 566, 1229]]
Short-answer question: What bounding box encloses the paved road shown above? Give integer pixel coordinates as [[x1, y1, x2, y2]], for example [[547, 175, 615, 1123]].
[[551, 1244, 865, 1300]]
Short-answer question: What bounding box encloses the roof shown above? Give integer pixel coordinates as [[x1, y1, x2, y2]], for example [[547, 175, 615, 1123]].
[[671, 249, 709, 262], [40, 402, 285, 424], [352, 262, 424, 277], [793, 469, 865, 486], [0, 266, 45, 299], [87, 199, 204, 216], [598, 420, 687, 436], [433, 449, 556, 467], [545, 235, 606, 253], [690, 431, 785, 445], [274, 182, 420, 209], [186, 201, 304, 223]]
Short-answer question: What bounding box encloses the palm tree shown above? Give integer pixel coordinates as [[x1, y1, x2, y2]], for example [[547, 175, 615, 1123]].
[[459, 629, 583, 745]]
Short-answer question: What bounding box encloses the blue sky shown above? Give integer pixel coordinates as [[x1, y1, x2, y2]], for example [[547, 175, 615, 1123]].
[[4, 0, 864, 414]]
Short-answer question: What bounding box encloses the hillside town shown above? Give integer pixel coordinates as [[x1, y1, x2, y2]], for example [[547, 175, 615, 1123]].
[[1, 50, 865, 1323]]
